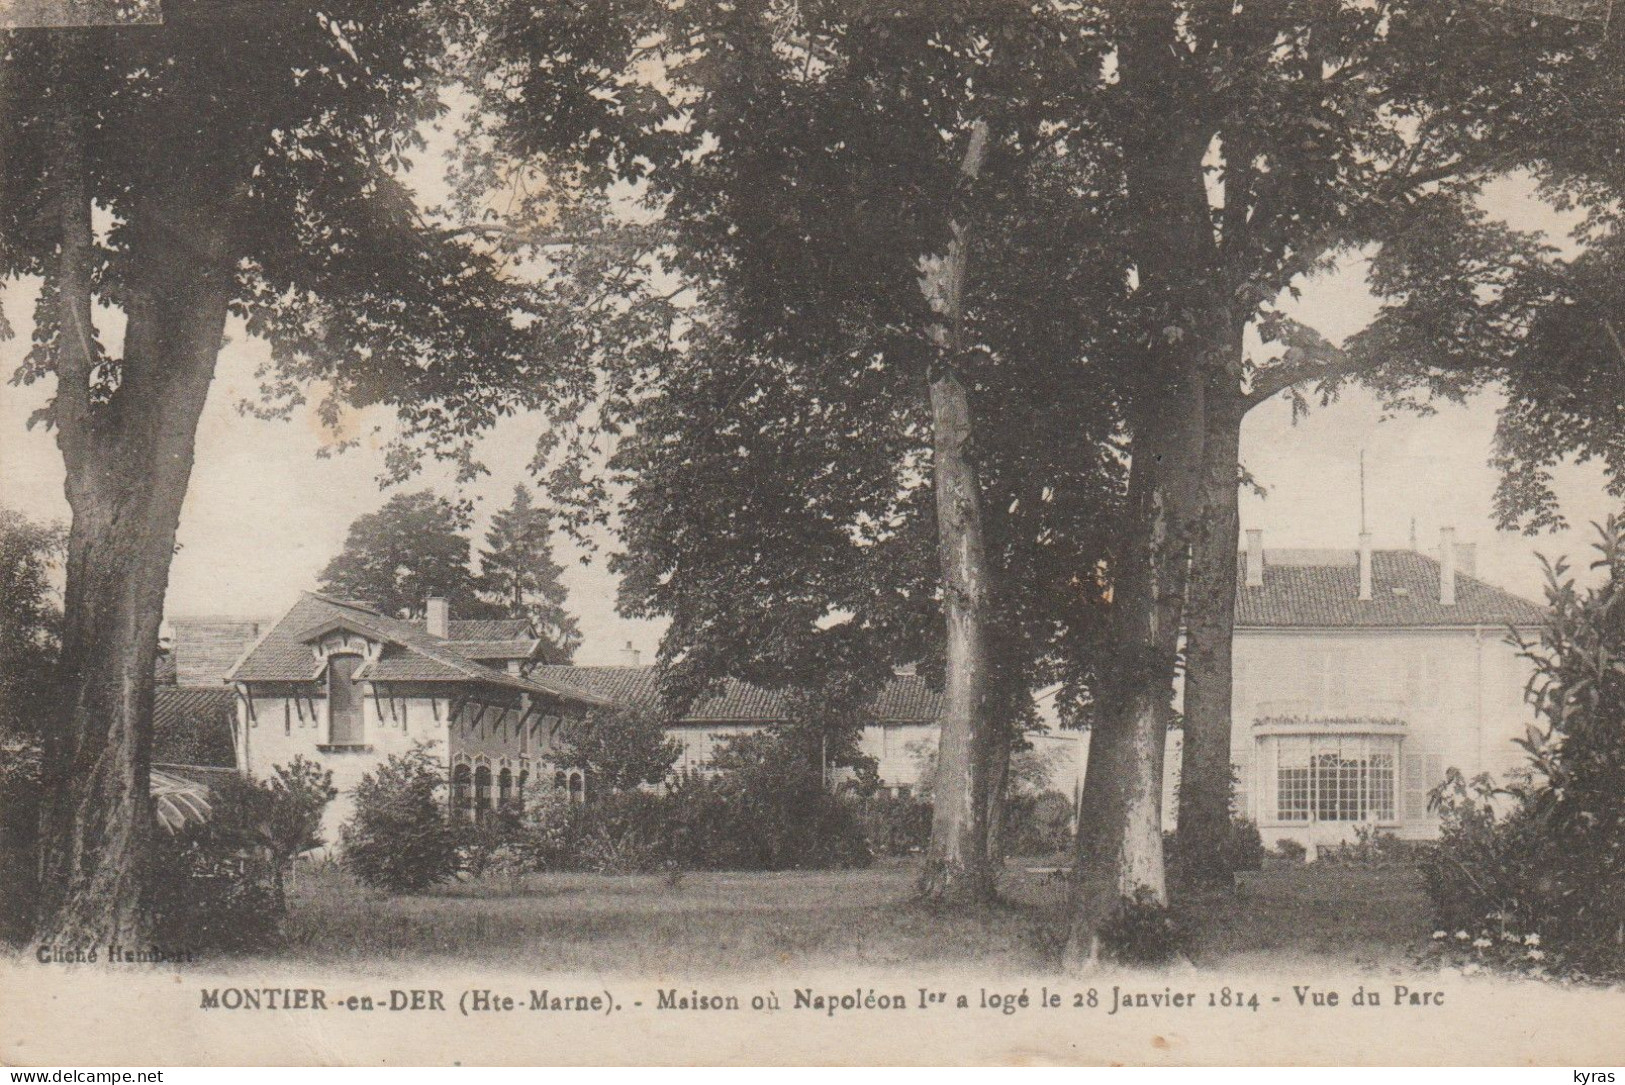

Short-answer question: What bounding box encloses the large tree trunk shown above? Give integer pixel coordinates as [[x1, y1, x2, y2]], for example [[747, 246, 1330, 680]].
[[33, 103, 236, 942], [1064, 13, 1221, 965], [1064, 380, 1206, 967], [982, 645, 1024, 866], [918, 364, 997, 904], [1175, 379, 1245, 886], [917, 121, 998, 906]]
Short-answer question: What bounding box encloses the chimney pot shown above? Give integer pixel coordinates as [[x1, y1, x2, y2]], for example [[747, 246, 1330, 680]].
[[426, 597, 450, 639], [1358, 532, 1373, 602], [622, 640, 642, 667], [1438, 527, 1457, 606], [1245, 529, 1264, 588]]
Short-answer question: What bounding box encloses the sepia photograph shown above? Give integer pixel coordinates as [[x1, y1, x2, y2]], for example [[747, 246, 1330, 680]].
[[1, 0, 1624, 1069]]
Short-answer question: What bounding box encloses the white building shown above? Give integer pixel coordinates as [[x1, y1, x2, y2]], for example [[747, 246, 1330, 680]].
[[1212, 528, 1543, 851], [207, 526, 1543, 853]]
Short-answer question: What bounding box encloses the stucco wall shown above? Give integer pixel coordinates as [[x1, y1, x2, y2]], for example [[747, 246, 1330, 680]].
[[236, 687, 451, 845], [1219, 626, 1536, 850], [665, 723, 759, 776]]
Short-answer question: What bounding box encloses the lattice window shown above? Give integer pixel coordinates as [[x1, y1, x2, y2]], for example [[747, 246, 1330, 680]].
[[1272, 735, 1398, 823]]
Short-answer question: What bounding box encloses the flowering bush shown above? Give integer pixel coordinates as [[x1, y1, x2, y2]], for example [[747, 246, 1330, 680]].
[[1416, 925, 1561, 980], [1420, 519, 1625, 981]]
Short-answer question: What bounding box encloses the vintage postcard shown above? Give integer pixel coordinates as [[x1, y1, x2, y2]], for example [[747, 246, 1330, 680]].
[[3, 0, 1624, 1068]]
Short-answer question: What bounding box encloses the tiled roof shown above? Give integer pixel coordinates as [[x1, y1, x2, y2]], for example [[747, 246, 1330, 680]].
[[530, 666, 944, 723], [403, 618, 533, 639], [153, 687, 237, 767], [168, 618, 265, 685], [228, 593, 609, 705], [444, 638, 543, 661], [1237, 550, 1545, 628]]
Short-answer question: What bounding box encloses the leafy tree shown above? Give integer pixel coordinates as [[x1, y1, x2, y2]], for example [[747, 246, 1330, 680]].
[[550, 706, 680, 794], [318, 491, 496, 620], [0, 507, 62, 943], [701, 728, 872, 872], [464, 0, 1123, 906], [1425, 518, 1625, 977], [255, 757, 337, 907], [341, 743, 461, 893], [1007, 3, 1588, 959], [0, 506, 64, 740], [1, 5, 640, 944], [478, 485, 581, 659]]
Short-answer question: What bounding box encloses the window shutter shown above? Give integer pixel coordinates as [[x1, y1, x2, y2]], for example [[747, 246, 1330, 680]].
[[1403, 752, 1426, 821]]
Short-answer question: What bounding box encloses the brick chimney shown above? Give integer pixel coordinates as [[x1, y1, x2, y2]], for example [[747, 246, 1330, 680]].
[[1245, 529, 1264, 588], [1438, 527, 1457, 606], [622, 640, 642, 666], [426, 596, 450, 639], [1358, 532, 1373, 602]]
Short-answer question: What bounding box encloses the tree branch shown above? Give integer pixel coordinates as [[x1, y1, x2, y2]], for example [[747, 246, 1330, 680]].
[[49, 39, 97, 472], [1243, 319, 1375, 409]]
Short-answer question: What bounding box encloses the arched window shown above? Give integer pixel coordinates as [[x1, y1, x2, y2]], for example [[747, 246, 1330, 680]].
[[554, 769, 567, 792], [452, 764, 472, 820], [474, 765, 492, 820], [517, 770, 529, 800], [498, 767, 513, 808], [568, 770, 585, 805], [326, 654, 365, 746]]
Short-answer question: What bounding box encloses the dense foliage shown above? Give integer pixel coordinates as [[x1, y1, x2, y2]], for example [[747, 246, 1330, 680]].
[[1423, 519, 1625, 980], [342, 745, 462, 893], [548, 706, 682, 794], [0, 738, 42, 945], [318, 491, 498, 619], [478, 485, 581, 661], [0, 506, 63, 740], [519, 730, 872, 874]]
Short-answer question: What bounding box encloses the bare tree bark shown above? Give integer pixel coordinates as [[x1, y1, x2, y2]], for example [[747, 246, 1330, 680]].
[[1174, 378, 1244, 886], [32, 38, 244, 943], [917, 121, 998, 906], [1064, 12, 1216, 964], [1064, 378, 1206, 967]]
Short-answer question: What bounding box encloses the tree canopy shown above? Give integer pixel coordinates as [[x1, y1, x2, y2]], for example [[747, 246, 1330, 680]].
[[318, 490, 494, 620], [479, 485, 581, 660]]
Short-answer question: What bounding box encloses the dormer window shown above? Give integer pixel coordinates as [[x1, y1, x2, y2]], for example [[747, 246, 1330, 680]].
[[326, 653, 366, 748]]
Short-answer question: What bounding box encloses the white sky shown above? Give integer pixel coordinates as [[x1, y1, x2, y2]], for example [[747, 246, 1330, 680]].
[[0, 172, 1614, 664]]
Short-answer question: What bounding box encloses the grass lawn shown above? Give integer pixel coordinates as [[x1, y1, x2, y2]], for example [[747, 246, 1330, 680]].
[[257, 858, 1432, 976]]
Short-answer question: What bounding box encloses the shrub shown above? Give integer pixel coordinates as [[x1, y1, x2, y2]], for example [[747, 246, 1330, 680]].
[[1420, 520, 1625, 980], [1220, 817, 1267, 873], [1273, 838, 1307, 864], [0, 735, 41, 945], [703, 729, 871, 870], [1002, 790, 1075, 858], [1099, 887, 1187, 964], [458, 799, 528, 879], [1168, 816, 1266, 884], [1318, 824, 1431, 868], [512, 731, 872, 874], [550, 706, 681, 793], [250, 757, 337, 905], [858, 792, 934, 858], [150, 808, 281, 952], [342, 744, 461, 892]]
